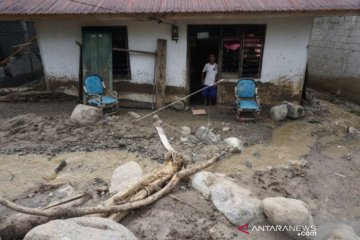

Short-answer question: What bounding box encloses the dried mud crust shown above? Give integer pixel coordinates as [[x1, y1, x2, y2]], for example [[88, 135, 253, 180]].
[[0, 102, 273, 161]]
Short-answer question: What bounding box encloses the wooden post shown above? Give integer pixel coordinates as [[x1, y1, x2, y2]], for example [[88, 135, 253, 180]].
[[155, 39, 167, 109]]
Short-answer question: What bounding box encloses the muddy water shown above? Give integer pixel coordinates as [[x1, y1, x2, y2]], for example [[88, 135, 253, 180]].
[[210, 100, 360, 174], [209, 121, 316, 173], [0, 150, 158, 199]]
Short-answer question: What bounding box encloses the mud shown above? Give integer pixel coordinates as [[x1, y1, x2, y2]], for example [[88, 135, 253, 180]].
[[0, 88, 360, 239]]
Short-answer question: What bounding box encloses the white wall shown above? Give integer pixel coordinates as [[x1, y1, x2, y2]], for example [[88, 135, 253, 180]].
[[35, 19, 187, 89], [35, 16, 313, 101]]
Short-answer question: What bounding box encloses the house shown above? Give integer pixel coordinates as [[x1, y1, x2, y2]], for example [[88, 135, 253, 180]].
[[308, 15, 360, 104], [0, 0, 358, 106]]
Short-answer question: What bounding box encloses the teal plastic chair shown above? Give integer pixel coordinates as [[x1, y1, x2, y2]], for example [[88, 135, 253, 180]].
[[83, 75, 118, 108], [234, 79, 261, 119]]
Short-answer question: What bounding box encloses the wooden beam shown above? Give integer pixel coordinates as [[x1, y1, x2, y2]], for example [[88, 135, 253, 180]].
[[112, 47, 156, 56], [155, 39, 167, 109], [0, 37, 36, 66]]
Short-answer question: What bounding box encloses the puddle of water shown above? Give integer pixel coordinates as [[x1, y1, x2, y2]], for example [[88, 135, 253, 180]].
[[209, 121, 315, 173], [0, 150, 158, 199]]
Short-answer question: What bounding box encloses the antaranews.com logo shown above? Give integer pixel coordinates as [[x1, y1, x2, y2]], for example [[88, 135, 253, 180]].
[[238, 223, 317, 237]]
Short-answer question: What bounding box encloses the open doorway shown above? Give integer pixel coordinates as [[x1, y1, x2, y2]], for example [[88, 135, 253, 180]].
[[189, 39, 219, 104]]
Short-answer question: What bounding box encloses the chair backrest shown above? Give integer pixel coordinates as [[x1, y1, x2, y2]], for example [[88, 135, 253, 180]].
[[84, 75, 104, 95], [236, 79, 256, 98]]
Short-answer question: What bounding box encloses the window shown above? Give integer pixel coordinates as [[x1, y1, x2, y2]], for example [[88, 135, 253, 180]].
[[111, 27, 131, 79], [221, 25, 266, 78], [188, 25, 266, 78]]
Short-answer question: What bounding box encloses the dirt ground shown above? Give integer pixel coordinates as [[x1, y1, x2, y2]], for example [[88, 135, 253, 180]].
[[0, 88, 359, 239]]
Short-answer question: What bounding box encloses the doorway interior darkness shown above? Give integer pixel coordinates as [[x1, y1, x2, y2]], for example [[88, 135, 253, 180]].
[[187, 24, 266, 104]]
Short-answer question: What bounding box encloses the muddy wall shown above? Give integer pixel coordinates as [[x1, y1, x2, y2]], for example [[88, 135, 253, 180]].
[[35, 16, 312, 104], [308, 16, 360, 104]]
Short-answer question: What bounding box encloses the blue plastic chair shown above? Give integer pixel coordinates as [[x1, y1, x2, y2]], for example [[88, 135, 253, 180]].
[[83, 75, 118, 108], [234, 79, 261, 119]]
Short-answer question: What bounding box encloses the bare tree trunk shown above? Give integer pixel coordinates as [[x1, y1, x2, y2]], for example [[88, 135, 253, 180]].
[[0, 195, 89, 240], [0, 151, 225, 220]]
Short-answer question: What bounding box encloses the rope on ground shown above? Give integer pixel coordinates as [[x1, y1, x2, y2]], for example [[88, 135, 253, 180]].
[[135, 79, 225, 122]]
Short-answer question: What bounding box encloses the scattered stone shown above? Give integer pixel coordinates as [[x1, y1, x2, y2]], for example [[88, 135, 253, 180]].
[[263, 197, 313, 239], [24, 217, 138, 240], [180, 126, 191, 142], [282, 101, 305, 119], [322, 224, 359, 240], [109, 161, 143, 194], [288, 159, 308, 169], [195, 126, 218, 144], [169, 100, 186, 111], [54, 184, 74, 198], [269, 104, 288, 121], [224, 137, 244, 153], [222, 126, 230, 132], [70, 104, 103, 125], [191, 171, 262, 225], [346, 126, 359, 135], [128, 111, 141, 119]]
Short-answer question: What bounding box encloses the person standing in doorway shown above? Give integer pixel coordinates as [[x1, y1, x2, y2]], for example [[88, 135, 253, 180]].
[[201, 54, 218, 105]]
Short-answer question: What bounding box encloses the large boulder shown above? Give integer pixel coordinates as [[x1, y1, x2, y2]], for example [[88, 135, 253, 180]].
[[109, 161, 144, 194], [24, 217, 138, 240], [70, 104, 103, 125], [322, 224, 359, 240], [263, 197, 313, 239], [282, 101, 305, 119], [269, 104, 288, 121], [191, 171, 262, 225], [195, 126, 218, 144], [224, 137, 244, 153]]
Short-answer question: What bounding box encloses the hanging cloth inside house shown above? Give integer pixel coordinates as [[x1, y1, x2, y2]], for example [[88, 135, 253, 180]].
[[224, 42, 241, 51]]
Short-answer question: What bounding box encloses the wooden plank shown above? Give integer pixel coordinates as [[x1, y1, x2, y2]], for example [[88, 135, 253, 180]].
[[155, 39, 167, 109], [0, 37, 36, 66], [192, 109, 207, 115], [113, 47, 156, 56]]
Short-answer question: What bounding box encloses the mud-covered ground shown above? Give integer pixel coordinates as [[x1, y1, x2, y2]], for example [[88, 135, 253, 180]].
[[0, 88, 360, 239]]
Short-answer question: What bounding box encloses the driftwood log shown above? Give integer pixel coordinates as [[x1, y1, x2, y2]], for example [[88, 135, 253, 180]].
[[0, 114, 228, 238], [0, 194, 91, 240], [0, 151, 224, 219]]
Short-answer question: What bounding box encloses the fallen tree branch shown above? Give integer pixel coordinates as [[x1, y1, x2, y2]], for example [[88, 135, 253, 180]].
[[0, 151, 225, 219]]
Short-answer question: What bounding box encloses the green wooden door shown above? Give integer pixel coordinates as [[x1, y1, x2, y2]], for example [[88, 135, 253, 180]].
[[82, 31, 113, 91]]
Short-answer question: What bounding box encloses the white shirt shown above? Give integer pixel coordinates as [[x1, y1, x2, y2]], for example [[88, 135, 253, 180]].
[[203, 63, 218, 86]]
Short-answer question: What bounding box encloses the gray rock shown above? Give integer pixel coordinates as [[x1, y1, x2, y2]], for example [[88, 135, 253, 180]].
[[282, 101, 305, 119], [70, 104, 103, 125], [24, 217, 138, 240], [322, 224, 359, 240], [169, 100, 185, 111], [54, 184, 74, 198], [346, 126, 359, 135], [180, 126, 191, 142], [109, 161, 144, 194], [128, 111, 141, 119], [263, 197, 313, 239], [191, 171, 216, 199], [191, 171, 262, 225], [224, 137, 244, 153], [269, 104, 288, 121], [196, 126, 218, 144]]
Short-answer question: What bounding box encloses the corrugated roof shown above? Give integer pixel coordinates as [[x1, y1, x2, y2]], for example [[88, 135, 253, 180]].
[[0, 0, 359, 15]]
